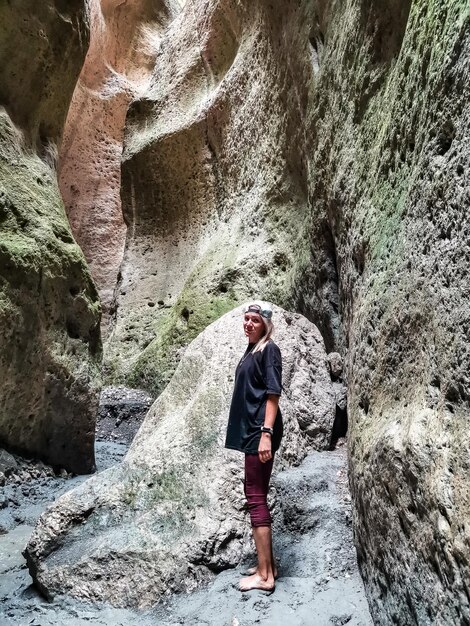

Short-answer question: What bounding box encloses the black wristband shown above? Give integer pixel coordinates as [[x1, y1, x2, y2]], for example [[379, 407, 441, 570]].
[[261, 426, 273, 436]]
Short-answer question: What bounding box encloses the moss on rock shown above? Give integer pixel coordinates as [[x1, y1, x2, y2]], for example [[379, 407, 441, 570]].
[[305, 1, 470, 623], [126, 274, 239, 396], [0, 110, 101, 473], [104, 0, 313, 394]]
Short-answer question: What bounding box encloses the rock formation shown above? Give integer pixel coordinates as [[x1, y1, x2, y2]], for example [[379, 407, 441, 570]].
[[99, 0, 469, 619], [0, 0, 88, 148], [59, 0, 182, 319], [0, 2, 101, 473], [103, 0, 317, 394], [306, 1, 470, 624], [1, 0, 469, 621], [24, 305, 336, 607]]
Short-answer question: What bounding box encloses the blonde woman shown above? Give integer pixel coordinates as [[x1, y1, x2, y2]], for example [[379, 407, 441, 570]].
[[225, 302, 283, 593]]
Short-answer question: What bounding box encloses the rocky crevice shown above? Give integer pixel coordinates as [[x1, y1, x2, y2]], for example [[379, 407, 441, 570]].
[[0, 0, 469, 622]]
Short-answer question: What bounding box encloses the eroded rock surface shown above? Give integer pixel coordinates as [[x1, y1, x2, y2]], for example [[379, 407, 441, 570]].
[[24, 305, 335, 607], [0, 0, 88, 148], [307, 1, 470, 623], [104, 0, 317, 394], [59, 0, 182, 318], [0, 3, 101, 473], [2, 0, 468, 621]]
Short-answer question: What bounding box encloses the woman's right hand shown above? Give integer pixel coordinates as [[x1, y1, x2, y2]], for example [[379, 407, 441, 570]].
[[258, 433, 272, 463]]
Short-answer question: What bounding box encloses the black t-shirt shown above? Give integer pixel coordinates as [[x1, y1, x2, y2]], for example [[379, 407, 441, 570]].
[[225, 340, 283, 454]]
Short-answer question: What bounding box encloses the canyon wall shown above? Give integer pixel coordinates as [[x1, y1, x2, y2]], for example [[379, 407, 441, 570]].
[[59, 0, 183, 320], [0, 2, 101, 473], [1, 0, 468, 621], [87, 0, 469, 620], [0, 0, 88, 148], [103, 0, 319, 395], [306, 1, 470, 623], [107, 0, 469, 620]]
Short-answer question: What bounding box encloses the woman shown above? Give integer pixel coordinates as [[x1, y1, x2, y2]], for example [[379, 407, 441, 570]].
[[225, 301, 283, 593]]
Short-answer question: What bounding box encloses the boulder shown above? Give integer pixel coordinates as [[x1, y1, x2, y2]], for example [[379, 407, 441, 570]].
[[0, 449, 18, 476], [24, 305, 335, 607]]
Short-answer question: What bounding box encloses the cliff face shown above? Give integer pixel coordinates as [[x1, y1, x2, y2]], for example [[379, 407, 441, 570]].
[[0, 0, 88, 147], [0, 2, 101, 473], [104, 0, 317, 395], [306, 1, 470, 623], [58, 0, 181, 319], [89, 0, 470, 619]]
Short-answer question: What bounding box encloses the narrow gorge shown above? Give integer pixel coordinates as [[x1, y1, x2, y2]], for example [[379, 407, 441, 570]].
[[0, 1, 469, 625]]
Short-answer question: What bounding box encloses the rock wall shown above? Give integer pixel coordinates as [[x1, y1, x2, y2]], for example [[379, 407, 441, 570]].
[[0, 0, 88, 148], [103, 0, 318, 395], [59, 0, 182, 319], [25, 306, 335, 607], [0, 2, 102, 473], [306, 1, 470, 623], [3, 0, 468, 619]]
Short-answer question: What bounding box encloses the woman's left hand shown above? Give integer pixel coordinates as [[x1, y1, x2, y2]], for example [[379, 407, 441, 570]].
[[258, 433, 272, 463]]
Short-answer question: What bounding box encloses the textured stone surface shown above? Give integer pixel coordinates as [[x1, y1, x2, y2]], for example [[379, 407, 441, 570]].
[[305, 1, 470, 624], [0, 449, 18, 476], [24, 305, 335, 607], [59, 0, 182, 319], [2, 449, 372, 626], [0, 4, 101, 473], [1, 0, 468, 620], [0, 0, 88, 148], [327, 352, 343, 380], [103, 0, 316, 394]]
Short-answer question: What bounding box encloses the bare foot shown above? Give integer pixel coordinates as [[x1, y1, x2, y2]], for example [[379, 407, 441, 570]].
[[246, 565, 278, 579], [239, 573, 275, 593]]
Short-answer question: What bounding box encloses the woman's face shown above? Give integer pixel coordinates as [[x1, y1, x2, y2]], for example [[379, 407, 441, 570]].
[[243, 312, 265, 343]]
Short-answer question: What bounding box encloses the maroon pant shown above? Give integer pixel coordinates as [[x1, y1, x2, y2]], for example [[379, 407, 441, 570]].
[[244, 453, 274, 527]]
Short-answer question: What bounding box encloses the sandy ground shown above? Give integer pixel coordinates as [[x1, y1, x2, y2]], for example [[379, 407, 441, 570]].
[[0, 440, 373, 626]]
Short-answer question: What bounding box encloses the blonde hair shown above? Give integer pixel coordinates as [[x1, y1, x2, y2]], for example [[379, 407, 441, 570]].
[[252, 318, 274, 354]]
